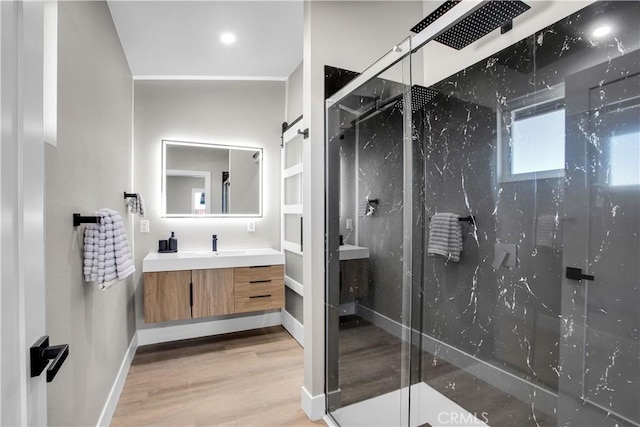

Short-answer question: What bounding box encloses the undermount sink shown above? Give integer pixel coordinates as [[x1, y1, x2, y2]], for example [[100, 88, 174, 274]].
[[143, 247, 284, 272]]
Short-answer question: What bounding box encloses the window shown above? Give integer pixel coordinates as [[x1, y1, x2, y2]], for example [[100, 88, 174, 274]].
[[609, 132, 640, 186], [498, 84, 566, 182]]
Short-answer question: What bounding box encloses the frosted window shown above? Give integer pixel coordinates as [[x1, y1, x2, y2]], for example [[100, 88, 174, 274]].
[[512, 109, 565, 175], [610, 132, 640, 186]]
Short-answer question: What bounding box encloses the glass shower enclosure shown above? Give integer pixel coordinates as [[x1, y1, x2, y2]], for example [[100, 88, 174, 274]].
[[325, 1, 639, 426]]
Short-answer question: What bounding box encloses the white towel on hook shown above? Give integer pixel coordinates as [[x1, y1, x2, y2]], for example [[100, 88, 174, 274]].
[[126, 193, 146, 218], [427, 213, 463, 262], [83, 208, 135, 290]]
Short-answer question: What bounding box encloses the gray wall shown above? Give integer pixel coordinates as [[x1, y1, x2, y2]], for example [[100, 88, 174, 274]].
[[133, 80, 285, 329], [286, 61, 303, 123], [45, 2, 135, 425]]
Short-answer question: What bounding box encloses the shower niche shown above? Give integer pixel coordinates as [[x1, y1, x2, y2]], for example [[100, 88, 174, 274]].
[[325, 1, 640, 426]]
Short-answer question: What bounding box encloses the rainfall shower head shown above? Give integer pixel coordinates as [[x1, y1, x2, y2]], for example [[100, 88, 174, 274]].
[[349, 85, 438, 127], [411, 0, 531, 50], [396, 85, 439, 112]]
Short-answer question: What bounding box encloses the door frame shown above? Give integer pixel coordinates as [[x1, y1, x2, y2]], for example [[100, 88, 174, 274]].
[[0, 1, 47, 424]]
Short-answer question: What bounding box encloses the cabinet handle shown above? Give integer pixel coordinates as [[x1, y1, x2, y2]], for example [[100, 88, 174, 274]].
[[250, 279, 272, 284], [249, 265, 271, 268], [250, 294, 272, 299], [189, 282, 193, 307]]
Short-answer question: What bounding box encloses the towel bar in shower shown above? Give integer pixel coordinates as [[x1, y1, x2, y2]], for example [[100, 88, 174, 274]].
[[124, 192, 138, 199]]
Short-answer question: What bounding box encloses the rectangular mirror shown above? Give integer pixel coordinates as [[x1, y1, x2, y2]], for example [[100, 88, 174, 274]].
[[162, 140, 262, 217]]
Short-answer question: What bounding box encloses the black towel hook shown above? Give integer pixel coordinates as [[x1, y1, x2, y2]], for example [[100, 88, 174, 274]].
[[124, 192, 138, 200]]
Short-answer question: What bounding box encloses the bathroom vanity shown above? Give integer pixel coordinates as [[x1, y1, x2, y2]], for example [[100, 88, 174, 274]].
[[142, 249, 285, 323], [339, 244, 370, 301]]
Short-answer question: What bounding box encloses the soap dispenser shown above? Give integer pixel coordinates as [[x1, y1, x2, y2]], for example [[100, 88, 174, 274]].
[[168, 231, 178, 252], [212, 234, 218, 252]]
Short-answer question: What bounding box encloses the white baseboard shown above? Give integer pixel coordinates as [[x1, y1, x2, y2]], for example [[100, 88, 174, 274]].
[[301, 386, 326, 421], [356, 304, 557, 417], [96, 332, 138, 427], [137, 311, 282, 346], [281, 309, 304, 346]]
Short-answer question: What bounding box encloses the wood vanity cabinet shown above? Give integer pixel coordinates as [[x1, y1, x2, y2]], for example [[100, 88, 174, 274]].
[[192, 268, 235, 318], [143, 265, 284, 323], [144, 270, 192, 323]]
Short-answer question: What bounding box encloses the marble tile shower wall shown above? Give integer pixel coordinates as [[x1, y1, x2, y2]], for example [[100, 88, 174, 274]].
[[354, 107, 405, 320], [417, 86, 563, 388], [413, 2, 639, 424]]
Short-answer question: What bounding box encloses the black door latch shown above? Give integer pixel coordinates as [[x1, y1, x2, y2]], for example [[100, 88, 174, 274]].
[[30, 336, 69, 382], [566, 267, 595, 282]]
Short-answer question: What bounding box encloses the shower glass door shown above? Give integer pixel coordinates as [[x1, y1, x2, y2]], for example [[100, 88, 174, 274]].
[[409, 1, 638, 426], [325, 37, 415, 427], [559, 46, 640, 426], [324, 2, 638, 427]]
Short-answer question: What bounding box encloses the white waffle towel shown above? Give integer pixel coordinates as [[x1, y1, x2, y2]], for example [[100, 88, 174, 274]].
[[83, 208, 135, 290]]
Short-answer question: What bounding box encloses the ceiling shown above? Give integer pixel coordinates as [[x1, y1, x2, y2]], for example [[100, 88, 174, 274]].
[[107, 1, 303, 80]]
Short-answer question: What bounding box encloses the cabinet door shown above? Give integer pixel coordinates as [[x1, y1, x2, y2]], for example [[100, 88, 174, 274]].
[[192, 268, 235, 318], [340, 259, 369, 301], [144, 270, 191, 323]]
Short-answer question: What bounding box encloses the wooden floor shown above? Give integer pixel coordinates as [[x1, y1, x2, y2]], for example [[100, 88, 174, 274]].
[[111, 326, 323, 426]]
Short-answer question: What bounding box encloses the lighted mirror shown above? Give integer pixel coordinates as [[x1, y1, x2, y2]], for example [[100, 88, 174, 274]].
[[162, 140, 262, 217]]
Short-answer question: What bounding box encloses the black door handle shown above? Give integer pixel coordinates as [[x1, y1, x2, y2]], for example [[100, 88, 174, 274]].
[[30, 336, 69, 383], [566, 267, 595, 282]]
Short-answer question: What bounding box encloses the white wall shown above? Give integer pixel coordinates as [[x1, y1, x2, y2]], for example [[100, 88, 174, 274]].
[[133, 80, 285, 329], [302, 1, 423, 419], [45, 2, 135, 425]]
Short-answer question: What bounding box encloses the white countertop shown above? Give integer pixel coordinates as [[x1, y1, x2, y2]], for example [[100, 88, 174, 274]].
[[143, 248, 285, 273], [339, 244, 370, 261]]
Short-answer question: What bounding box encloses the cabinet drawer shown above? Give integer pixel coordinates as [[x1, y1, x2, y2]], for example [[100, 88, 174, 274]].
[[234, 265, 284, 283], [234, 280, 284, 313]]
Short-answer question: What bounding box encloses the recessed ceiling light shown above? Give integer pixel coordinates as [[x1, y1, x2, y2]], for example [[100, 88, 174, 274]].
[[220, 32, 236, 45], [592, 25, 612, 38]]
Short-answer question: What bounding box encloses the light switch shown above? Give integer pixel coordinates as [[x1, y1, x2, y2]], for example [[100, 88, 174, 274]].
[[346, 218, 353, 230], [140, 220, 149, 233], [247, 220, 256, 232]]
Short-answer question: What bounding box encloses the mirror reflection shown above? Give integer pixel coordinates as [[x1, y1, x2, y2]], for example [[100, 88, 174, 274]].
[[162, 140, 262, 217]]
